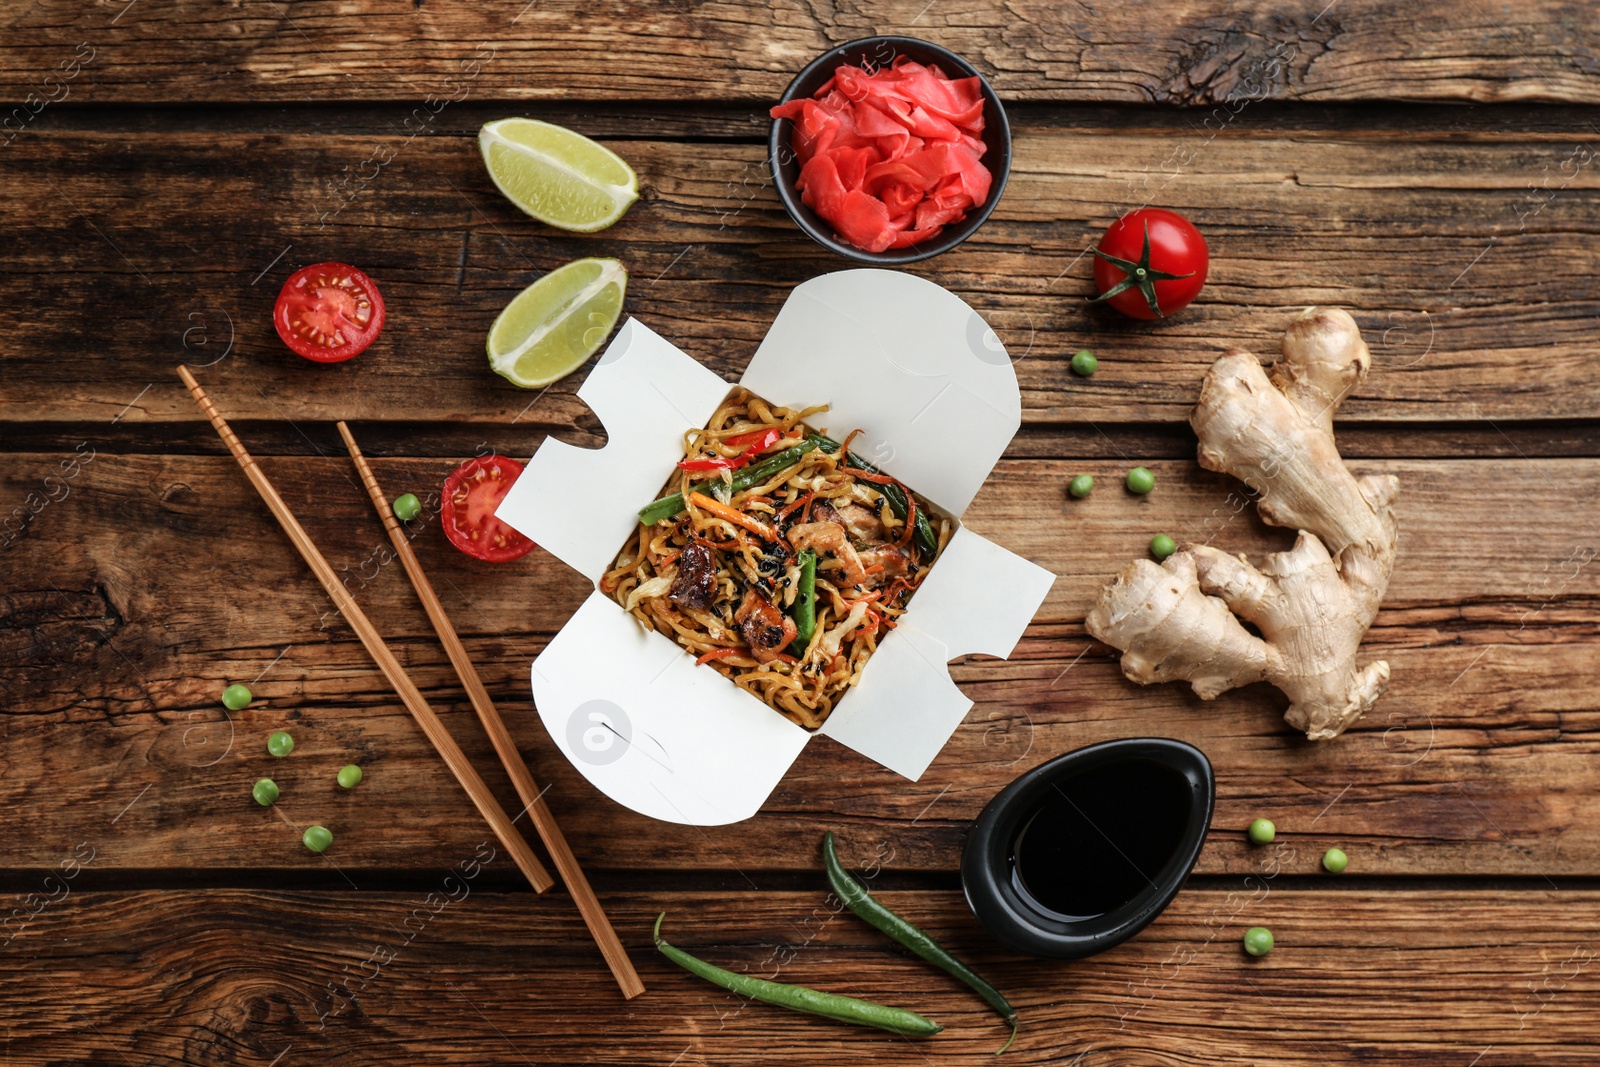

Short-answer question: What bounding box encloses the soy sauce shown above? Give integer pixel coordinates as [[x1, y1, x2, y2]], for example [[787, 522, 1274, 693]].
[[1008, 758, 1193, 920]]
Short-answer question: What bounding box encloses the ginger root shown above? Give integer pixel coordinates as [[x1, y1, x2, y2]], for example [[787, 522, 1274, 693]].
[[1085, 308, 1399, 740]]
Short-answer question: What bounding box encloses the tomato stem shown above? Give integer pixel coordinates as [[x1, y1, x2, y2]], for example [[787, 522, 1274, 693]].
[[1089, 221, 1194, 318]]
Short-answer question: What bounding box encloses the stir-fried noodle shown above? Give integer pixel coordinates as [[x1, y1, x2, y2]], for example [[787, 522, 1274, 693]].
[[602, 389, 949, 729]]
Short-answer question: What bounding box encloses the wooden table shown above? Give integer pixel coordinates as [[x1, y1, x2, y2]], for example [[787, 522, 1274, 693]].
[[3, 3, 1598, 1062]]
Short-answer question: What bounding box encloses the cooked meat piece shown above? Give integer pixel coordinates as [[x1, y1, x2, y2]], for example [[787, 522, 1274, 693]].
[[788, 521, 869, 587], [669, 541, 718, 610], [858, 544, 911, 583], [735, 588, 797, 663], [813, 500, 886, 543]]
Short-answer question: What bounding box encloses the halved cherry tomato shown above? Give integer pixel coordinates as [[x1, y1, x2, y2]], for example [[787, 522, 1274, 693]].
[[273, 262, 386, 363], [1091, 209, 1208, 320], [440, 455, 535, 563]]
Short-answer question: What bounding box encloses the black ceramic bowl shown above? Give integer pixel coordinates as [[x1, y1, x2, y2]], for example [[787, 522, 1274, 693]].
[[767, 35, 1011, 265], [961, 738, 1214, 959]]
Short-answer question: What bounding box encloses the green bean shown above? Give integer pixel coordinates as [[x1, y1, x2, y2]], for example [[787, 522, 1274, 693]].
[[638, 491, 686, 527], [653, 913, 943, 1037], [639, 433, 938, 562], [788, 549, 817, 655], [823, 832, 1018, 1053], [815, 436, 939, 559], [638, 439, 826, 526]]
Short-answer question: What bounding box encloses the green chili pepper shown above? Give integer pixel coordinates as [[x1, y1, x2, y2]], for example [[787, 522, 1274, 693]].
[[824, 832, 1019, 1053], [788, 549, 817, 655], [639, 439, 826, 526], [653, 913, 943, 1038], [814, 436, 939, 559]]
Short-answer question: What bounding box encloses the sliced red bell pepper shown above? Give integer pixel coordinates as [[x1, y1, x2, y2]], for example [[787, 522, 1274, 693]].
[[723, 427, 785, 452], [676, 427, 789, 471]]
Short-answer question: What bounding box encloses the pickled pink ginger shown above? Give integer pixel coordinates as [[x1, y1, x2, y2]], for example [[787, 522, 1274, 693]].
[[770, 59, 991, 254]]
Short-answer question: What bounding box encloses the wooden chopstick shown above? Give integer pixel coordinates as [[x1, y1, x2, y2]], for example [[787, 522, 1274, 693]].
[[335, 422, 645, 1000], [175, 367, 554, 895]]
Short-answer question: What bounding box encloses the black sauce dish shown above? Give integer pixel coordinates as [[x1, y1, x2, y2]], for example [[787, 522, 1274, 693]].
[[961, 738, 1215, 959], [767, 35, 1011, 265]]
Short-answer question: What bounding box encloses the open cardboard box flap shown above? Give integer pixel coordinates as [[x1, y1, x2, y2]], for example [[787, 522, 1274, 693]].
[[498, 270, 1055, 825]]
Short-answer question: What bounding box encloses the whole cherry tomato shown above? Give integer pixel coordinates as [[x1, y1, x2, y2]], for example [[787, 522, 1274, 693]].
[[1091, 209, 1208, 320]]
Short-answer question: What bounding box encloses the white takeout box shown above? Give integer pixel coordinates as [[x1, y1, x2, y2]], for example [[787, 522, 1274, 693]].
[[497, 270, 1055, 825]]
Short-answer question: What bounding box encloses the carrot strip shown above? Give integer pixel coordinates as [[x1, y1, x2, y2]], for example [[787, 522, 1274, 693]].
[[841, 464, 898, 486], [696, 648, 742, 665], [776, 492, 816, 521], [687, 491, 779, 541]]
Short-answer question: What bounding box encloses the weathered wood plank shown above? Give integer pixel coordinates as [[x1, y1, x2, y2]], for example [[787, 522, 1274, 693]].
[[30, 99, 1600, 141], [6, 418, 1600, 463], [3, 888, 1597, 1065], [4, 0, 1598, 104], [2, 124, 1596, 428], [3, 454, 1596, 874]]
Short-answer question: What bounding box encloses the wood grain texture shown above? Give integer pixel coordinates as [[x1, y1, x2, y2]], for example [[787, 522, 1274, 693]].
[[4, 453, 1595, 874], [3, 0, 1599, 104], [335, 421, 644, 999], [4, 2, 1598, 1058], [3, 887, 1598, 1065], [1, 122, 1596, 428]]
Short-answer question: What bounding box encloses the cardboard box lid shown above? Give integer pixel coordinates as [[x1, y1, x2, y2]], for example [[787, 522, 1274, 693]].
[[498, 270, 1054, 824]]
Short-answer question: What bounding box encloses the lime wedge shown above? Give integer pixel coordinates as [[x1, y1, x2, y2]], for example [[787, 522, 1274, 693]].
[[479, 118, 639, 232], [487, 257, 629, 389]]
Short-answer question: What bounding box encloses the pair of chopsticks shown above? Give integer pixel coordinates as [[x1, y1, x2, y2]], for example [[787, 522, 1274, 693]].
[[177, 366, 643, 1000]]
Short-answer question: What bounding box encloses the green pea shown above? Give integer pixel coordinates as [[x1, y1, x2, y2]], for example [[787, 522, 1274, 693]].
[[392, 493, 422, 522], [1243, 926, 1274, 956], [303, 825, 333, 853], [1247, 818, 1276, 845], [1070, 349, 1098, 376], [252, 778, 279, 806], [1322, 847, 1349, 873], [1068, 474, 1094, 499], [267, 731, 294, 758], [221, 684, 252, 711], [1150, 534, 1177, 561], [337, 764, 363, 789], [1126, 467, 1155, 494]]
